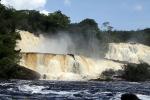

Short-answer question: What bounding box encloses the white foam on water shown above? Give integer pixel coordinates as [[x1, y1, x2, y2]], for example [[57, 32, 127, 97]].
[[0, 83, 13, 86], [18, 85, 80, 95], [137, 94, 150, 100], [18, 85, 46, 94], [45, 90, 78, 95]]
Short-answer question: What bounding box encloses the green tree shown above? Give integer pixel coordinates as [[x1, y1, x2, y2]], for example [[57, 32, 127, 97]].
[[79, 18, 100, 32], [0, 3, 21, 78], [46, 10, 70, 32], [78, 18, 100, 39], [102, 22, 113, 31]]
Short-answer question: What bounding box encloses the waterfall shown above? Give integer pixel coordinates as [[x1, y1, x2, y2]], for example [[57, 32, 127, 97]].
[[19, 53, 122, 80], [105, 43, 150, 65], [17, 30, 150, 80]]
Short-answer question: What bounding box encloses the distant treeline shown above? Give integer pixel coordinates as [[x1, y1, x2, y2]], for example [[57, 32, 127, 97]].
[[1, 3, 150, 45]]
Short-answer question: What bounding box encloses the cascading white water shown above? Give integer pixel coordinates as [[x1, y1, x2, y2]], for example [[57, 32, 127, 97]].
[[105, 43, 150, 65], [19, 53, 122, 80], [17, 30, 150, 80]]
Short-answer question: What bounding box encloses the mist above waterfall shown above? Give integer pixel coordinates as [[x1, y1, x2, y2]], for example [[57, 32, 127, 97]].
[[17, 30, 104, 58], [38, 32, 75, 54], [43, 32, 105, 58]]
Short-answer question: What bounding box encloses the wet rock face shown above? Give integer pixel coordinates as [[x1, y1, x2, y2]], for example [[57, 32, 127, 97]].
[[17, 66, 41, 80], [121, 93, 140, 100], [67, 54, 75, 60]]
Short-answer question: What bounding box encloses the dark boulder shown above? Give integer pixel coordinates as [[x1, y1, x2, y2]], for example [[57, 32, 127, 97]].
[[121, 93, 140, 100], [0, 64, 40, 80]]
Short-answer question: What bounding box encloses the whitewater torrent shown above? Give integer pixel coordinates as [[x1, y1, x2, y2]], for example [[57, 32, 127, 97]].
[[17, 30, 150, 80]]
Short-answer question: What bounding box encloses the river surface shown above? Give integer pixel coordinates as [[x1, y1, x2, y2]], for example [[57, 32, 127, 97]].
[[0, 80, 150, 100]]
